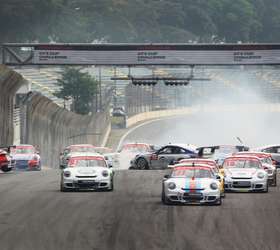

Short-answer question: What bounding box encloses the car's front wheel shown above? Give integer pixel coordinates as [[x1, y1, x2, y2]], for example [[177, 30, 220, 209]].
[[161, 186, 172, 205], [1, 166, 12, 172], [214, 197, 222, 206], [136, 158, 149, 170], [262, 181, 269, 193], [108, 179, 114, 191], [60, 181, 67, 192], [272, 174, 277, 186]]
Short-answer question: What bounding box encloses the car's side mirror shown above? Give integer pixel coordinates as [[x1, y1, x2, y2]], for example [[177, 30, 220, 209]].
[[216, 175, 221, 180], [164, 174, 170, 179], [108, 164, 113, 168]]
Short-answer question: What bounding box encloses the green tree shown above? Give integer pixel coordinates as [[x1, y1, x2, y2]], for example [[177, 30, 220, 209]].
[[55, 67, 98, 115]]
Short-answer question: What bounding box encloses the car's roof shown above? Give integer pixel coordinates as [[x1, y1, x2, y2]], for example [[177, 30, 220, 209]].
[[225, 155, 261, 161], [180, 158, 216, 162], [68, 144, 95, 148], [123, 142, 151, 146], [69, 152, 104, 158], [173, 163, 213, 170], [235, 152, 271, 158], [254, 145, 280, 150], [166, 143, 197, 150]]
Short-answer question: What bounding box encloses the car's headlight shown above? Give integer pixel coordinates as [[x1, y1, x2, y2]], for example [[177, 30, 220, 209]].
[[210, 183, 218, 190], [168, 182, 176, 190], [102, 170, 109, 177], [64, 171, 71, 178], [257, 172, 265, 179]]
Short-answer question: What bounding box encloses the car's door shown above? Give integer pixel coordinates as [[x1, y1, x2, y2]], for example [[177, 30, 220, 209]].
[[151, 146, 173, 169]]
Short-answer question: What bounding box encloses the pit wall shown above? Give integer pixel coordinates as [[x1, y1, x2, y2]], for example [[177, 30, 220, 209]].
[[22, 92, 111, 167], [0, 65, 27, 146]]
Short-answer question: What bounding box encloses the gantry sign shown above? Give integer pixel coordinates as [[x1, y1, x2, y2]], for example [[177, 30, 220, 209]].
[[2, 43, 280, 66]]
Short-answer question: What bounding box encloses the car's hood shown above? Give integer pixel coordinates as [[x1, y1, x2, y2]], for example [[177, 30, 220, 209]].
[[225, 168, 258, 178], [66, 166, 110, 176], [11, 154, 36, 161]]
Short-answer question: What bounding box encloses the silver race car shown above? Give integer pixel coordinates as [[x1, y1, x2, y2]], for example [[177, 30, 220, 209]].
[[59, 144, 97, 169], [131, 144, 198, 170], [223, 156, 269, 192], [162, 164, 222, 205], [60, 153, 114, 192]]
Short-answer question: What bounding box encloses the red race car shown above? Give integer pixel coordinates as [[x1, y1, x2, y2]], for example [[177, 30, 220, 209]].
[[0, 148, 14, 172]]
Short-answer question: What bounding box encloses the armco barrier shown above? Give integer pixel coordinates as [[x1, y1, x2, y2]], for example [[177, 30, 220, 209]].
[[22, 92, 111, 167], [0, 65, 26, 146]]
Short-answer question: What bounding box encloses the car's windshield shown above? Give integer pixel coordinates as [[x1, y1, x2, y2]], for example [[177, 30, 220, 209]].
[[11, 147, 35, 154], [172, 168, 213, 178], [69, 157, 107, 168], [223, 158, 261, 168]]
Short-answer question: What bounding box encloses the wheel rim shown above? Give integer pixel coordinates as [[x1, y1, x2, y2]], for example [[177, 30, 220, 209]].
[[137, 159, 147, 169]]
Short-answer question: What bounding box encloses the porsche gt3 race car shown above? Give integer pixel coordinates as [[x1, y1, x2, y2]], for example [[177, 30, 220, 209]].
[[117, 142, 157, 169], [197, 145, 249, 166], [130, 143, 198, 170], [0, 148, 14, 172], [162, 164, 222, 205], [60, 153, 114, 192], [59, 144, 97, 169], [254, 144, 280, 168], [234, 152, 277, 186], [10, 145, 41, 171], [178, 158, 225, 197], [223, 156, 269, 192]]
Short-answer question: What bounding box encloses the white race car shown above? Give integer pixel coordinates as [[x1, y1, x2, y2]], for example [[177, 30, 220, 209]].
[[223, 156, 269, 192], [60, 153, 114, 192], [162, 164, 222, 205]]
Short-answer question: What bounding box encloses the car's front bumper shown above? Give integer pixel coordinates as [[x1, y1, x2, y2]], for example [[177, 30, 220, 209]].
[[224, 178, 267, 192], [166, 190, 220, 204], [62, 178, 111, 190]]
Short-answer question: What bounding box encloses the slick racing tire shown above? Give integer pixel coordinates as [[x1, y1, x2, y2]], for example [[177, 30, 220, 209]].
[[60, 182, 68, 192], [262, 181, 269, 193], [161, 187, 172, 205], [1, 166, 12, 173], [136, 158, 149, 170], [272, 174, 277, 187], [214, 198, 222, 206], [108, 179, 114, 192]]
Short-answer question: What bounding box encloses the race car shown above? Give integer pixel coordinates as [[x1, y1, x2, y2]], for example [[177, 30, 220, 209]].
[[234, 152, 277, 186], [0, 148, 14, 172], [178, 158, 225, 197], [130, 143, 198, 170], [254, 145, 280, 168], [117, 143, 157, 169], [59, 144, 97, 169], [222, 156, 268, 192], [162, 164, 222, 205], [197, 145, 249, 166], [10, 144, 41, 171], [60, 152, 114, 191]]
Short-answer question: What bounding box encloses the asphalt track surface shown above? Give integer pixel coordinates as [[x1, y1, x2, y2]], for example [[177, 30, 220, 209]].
[[1, 168, 280, 250], [2, 113, 280, 250]]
